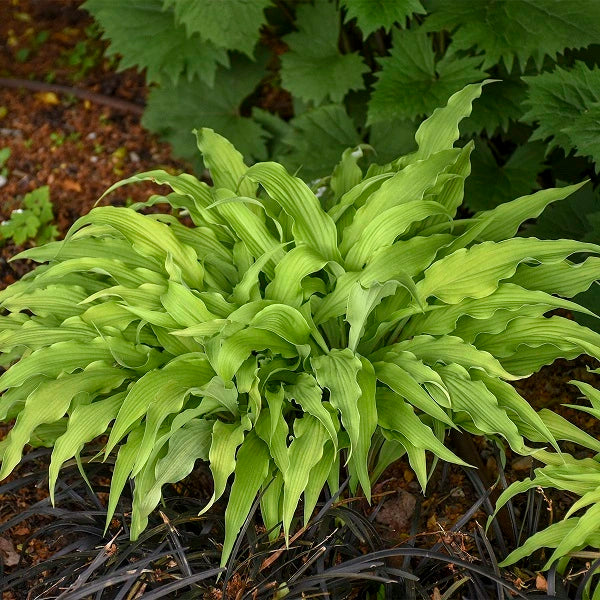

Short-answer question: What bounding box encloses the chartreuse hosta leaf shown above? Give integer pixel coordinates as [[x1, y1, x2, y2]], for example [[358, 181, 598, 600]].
[[1, 84, 600, 569], [491, 382, 600, 591]]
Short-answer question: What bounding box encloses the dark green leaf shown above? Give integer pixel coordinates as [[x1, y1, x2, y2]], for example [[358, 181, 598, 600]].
[[142, 56, 269, 169], [368, 119, 417, 165], [425, 0, 600, 71], [342, 0, 425, 36], [280, 1, 368, 104], [280, 104, 362, 181], [164, 0, 270, 57], [84, 0, 228, 85], [465, 141, 546, 212], [367, 29, 486, 124], [523, 62, 600, 161], [461, 77, 527, 136]]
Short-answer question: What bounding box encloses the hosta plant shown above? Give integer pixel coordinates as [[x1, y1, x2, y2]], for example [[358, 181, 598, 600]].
[[492, 378, 600, 598], [1, 83, 600, 566]]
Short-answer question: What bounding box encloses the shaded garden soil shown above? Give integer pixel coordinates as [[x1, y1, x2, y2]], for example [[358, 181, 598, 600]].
[[1, 2, 600, 598]]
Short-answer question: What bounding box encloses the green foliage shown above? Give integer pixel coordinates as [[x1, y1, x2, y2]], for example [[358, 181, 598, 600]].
[[367, 30, 486, 123], [0, 147, 10, 179], [142, 54, 269, 171], [164, 0, 270, 57], [84, 0, 229, 85], [523, 184, 600, 330], [342, 0, 425, 35], [523, 62, 600, 167], [424, 0, 600, 71], [493, 379, 600, 597], [280, 2, 368, 105], [465, 141, 546, 212], [83, 0, 600, 209], [0, 187, 59, 246], [278, 104, 362, 181], [1, 87, 600, 570]]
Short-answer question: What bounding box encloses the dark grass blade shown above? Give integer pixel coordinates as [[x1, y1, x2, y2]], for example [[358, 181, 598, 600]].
[[2, 448, 594, 600]]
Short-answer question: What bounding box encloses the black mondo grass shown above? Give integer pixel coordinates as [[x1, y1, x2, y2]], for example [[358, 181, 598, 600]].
[[0, 450, 590, 600]]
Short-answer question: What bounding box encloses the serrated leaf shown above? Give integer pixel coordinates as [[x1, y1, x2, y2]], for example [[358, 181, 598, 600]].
[[280, 104, 362, 181], [164, 0, 270, 57], [461, 77, 527, 136], [143, 55, 268, 169], [563, 102, 600, 168], [84, 0, 228, 85], [280, 1, 368, 105], [368, 30, 486, 124], [523, 62, 600, 162], [342, 0, 425, 36], [425, 0, 600, 71], [464, 141, 546, 212]]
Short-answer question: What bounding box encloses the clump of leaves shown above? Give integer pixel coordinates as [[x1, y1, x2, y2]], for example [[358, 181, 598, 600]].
[[0, 186, 59, 246], [1, 85, 600, 568], [83, 1, 600, 186], [492, 378, 600, 598]]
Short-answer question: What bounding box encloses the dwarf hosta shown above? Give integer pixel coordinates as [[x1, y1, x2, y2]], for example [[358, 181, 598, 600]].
[[1, 83, 600, 566]]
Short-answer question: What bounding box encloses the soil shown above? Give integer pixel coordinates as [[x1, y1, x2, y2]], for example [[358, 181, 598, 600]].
[[0, 2, 599, 599], [0, 0, 187, 290]]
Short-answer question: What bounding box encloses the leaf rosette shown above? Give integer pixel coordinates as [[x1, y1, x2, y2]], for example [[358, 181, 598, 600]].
[[1, 83, 600, 566]]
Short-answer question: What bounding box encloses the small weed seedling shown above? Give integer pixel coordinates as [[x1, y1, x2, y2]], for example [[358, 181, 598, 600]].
[[0, 186, 59, 245]]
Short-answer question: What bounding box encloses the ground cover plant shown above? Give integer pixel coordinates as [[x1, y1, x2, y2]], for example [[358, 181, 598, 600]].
[[0, 450, 570, 599], [1, 82, 600, 593]]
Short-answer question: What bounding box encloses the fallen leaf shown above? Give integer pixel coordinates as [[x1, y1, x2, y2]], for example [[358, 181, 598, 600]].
[[0, 537, 20, 567], [375, 489, 417, 532], [536, 574, 548, 592], [35, 92, 60, 105], [62, 179, 81, 192], [512, 456, 533, 471]]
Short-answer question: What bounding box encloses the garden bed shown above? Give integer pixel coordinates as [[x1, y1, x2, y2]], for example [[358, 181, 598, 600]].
[[1, 2, 599, 599]]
